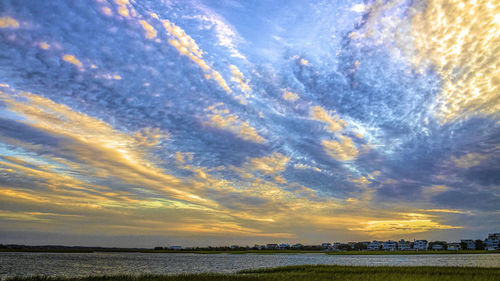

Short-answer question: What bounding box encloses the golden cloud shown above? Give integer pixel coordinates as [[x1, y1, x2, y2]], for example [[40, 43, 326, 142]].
[[282, 90, 299, 102], [0, 87, 465, 240], [114, 0, 136, 18], [62, 54, 83, 68], [229, 65, 251, 92], [203, 104, 265, 143], [451, 153, 488, 169], [246, 152, 289, 175], [0, 17, 19, 29], [349, 213, 462, 236], [322, 135, 359, 161], [139, 20, 157, 39], [310, 106, 345, 133], [411, 0, 500, 122]]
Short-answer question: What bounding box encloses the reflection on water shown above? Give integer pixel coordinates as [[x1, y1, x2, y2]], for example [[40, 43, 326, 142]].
[[1, 253, 499, 278]]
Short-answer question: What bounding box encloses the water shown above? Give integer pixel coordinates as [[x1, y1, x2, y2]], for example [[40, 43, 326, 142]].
[[1, 252, 499, 278]]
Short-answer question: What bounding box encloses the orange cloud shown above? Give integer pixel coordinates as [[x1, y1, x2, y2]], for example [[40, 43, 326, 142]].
[[0, 17, 19, 29], [62, 54, 83, 68], [203, 104, 264, 143], [322, 135, 359, 161], [310, 106, 346, 133]]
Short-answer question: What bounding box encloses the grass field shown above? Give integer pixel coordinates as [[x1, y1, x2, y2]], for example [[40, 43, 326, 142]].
[[325, 250, 500, 255], [5, 265, 500, 281]]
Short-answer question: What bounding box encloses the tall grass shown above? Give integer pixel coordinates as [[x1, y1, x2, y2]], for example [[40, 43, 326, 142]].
[[6, 265, 500, 281]]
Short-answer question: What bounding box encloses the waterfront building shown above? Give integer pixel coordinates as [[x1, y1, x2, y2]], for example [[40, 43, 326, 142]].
[[414, 240, 428, 250], [484, 233, 500, 250], [398, 239, 411, 251], [448, 243, 461, 251], [431, 244, 444, 250], [383, 240, 397, 251], [367, 241, 382, 251], [279, 243, 290, 249], [266, 244, 278, 249], [461, 239, 476, 250]]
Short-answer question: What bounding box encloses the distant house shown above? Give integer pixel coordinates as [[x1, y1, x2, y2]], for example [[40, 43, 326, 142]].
[[414, 240, 428, 250], [321, 243, 331, 249], [169, 246, 182, 250], [230, 245, 239, 249], [368, 241, 382, 251], [461, 239, 475, 250], [448, 243, 461, 251], [398, 240, 411, 251], [383, 240, 397, 251], [488, 233, 500, 240], [332, 242, 342, 250], [431, 244, 444, 250], [484, 233, 500, 250], [292, 243, 304, 249], [279, 243, 290, 249], [266, 244, 279, 250]]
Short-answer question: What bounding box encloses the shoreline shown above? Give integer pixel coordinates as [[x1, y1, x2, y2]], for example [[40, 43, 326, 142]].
[[1, 249, 499, 255], [4, 265, 500, 281]]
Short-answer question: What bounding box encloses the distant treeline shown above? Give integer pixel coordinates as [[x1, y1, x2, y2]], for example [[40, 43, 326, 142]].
[[0, 244, 149, 253], [153, 245, 326, 251]]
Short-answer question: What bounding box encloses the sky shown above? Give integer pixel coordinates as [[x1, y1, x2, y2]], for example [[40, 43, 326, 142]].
[[0, 0, 499, 247]]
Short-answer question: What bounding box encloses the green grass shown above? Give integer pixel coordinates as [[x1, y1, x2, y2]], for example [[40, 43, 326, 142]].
[[325, 250, 500, 255], [5, 265, 500, 281]]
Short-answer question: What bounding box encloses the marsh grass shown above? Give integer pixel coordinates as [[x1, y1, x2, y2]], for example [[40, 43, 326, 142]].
[[325, 250, 500, 255], [6, 265, 500, 281]]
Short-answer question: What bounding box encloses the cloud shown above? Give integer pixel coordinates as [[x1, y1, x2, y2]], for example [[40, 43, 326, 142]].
[[246, 152, 289, 175], [62, 54, 83, 68], [160, 17, 248, 104], [322, 135, 358, 162], [203, 104, 265, 143], [0, 17, 19, 29], [349, 213, 462, 236], [229, 65, 251, 92], [451, 153, 488, 169], [411, 0, 500, 122], [310, 106, 345, 133], [350, 4, 369, 13], [190, 9, 246, 60], [139, 20, 157, 39], [114, 0, 136, 18], [282, 90, 299, 102], [0, 0, 498, 245]]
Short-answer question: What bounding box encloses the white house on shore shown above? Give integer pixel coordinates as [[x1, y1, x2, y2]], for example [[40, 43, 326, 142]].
[[321, 243, 331, 249], [367, 241, 382, 251], [414, 240, 428, 250], [398, 240, 411, 251], [383, 240, 397, 251], [485, 233, 500, 250], [279, 243, 290, 249]]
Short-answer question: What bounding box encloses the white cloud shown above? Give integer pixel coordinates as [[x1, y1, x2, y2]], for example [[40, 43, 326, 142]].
[[189, 6, 247, 60]]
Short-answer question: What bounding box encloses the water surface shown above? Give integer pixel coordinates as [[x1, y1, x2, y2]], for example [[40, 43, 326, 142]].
[[1, 252, 499, 279]]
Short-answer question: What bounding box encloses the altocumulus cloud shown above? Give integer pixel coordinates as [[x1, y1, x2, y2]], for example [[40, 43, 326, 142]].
[[0, 0, 499, 246]]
